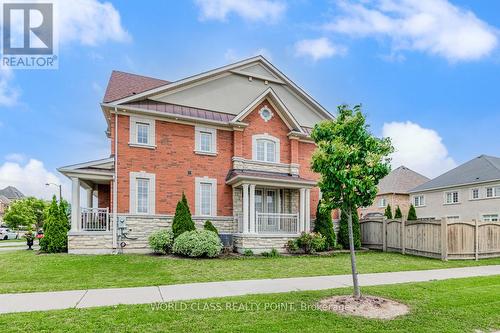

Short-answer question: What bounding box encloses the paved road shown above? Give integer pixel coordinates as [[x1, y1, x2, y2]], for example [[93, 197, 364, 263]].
[[0, 265, 499, 314]]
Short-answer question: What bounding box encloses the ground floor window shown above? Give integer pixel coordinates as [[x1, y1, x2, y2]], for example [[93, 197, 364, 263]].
[[129, 171, 155, 215], [195, 177, 217, 216]]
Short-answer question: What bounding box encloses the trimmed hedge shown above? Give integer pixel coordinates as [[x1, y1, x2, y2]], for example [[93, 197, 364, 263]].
[[173, 230, 222, 258], [203, 220, 218, 234], [408, 204, 417, 220], [172, 193, 195, 238], [313, 201, 336, 250], [384, 204, 393, 219], [394, 205, 402, 218], [148, 229, 174, 254], [337, 209, 361, 250], [287, 232, 326, 254]]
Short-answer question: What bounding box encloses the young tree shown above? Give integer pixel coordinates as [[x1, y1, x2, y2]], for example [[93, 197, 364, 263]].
[[172, 193, 195, 238], [338, 209, 361, 249], [407, 204, 417, 220], [311, 104, 393, 298], [394, 205, 402, 218], [40, 196, 69, 253], [313, 200, 336, 250], [3, 197, 47, 230], [384, 204, 393, 219], [203, 220, 219, 235]]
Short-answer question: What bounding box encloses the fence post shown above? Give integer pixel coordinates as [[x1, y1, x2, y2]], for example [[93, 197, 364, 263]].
[[474, 219, 479, 261], [382, 217, 387, 252], [401, 217, 406, 255], [441, 217, 448, 261]]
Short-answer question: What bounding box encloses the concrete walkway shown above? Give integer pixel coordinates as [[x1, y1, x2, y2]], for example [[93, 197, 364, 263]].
[[1, 265, 499, 314]]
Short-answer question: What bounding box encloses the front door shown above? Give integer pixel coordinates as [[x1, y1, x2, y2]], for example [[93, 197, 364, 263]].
[[255, 188, 280, 232]]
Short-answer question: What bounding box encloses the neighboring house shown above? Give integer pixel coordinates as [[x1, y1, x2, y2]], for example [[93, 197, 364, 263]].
[[0, 186, 24, 222], [58, 56, 336, 254], [360, 166, 429, 218], [409, 155, 500, 222]]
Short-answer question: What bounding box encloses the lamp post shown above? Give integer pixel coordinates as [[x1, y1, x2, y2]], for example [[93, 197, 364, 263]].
[[45, 183, 62, 201]]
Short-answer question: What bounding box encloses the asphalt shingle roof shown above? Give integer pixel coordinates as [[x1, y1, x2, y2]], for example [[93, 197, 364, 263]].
[[377, 166, 429, 195], [103, 71, 170, 103], [0, 186, 24, 200], [410, 155, 500, 192]]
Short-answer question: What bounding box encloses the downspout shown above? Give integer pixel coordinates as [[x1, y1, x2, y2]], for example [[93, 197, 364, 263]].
[[112, 107, 118, 250]]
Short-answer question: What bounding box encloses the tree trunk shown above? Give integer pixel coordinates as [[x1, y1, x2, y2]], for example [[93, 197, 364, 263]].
[[347, 209, 361, 298]]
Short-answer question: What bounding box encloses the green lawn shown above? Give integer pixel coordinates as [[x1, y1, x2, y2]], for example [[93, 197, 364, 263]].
[[1, 276, 499, 332], [1, 250, 500, 294]]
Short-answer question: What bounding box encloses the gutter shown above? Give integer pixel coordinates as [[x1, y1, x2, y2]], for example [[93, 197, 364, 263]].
[[112, 107, 118, 250]]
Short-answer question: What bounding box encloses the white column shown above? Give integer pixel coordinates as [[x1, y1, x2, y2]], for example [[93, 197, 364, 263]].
[[305, 188, 311, 232], [249, 184, 256, 233], [71, 177, 80, 232], [299, 188, 305, 233], [86, 189, 93, 208], [242, 184, 249, 234]]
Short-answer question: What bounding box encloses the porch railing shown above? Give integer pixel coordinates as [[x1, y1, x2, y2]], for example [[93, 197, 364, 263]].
[[257, 213, 299, 234], [81, 207, 110, 231]]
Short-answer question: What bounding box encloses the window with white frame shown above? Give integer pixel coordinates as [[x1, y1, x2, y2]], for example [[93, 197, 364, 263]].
[[195, 177, 217, 216], [471, 188, 479, 200], [414, 195, 425, 207], [485, 186, 500, 198], [447, 215, 460, 221], [195, 127, 217, 154], [378, 198, 386, 208], [252, 134, 279, 163], [130, 172, 155, 214], [130, 117, 155, 147], [445, 191, 459, 204], [482, 214, 499, 222]]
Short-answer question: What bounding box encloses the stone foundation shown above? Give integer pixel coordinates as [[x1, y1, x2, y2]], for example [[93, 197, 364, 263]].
[[233, 234, 299, 254], [68, 232, 113, 254]]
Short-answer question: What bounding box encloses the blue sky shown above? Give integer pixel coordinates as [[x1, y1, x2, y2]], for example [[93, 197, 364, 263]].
[[1, 0, 500, 198]]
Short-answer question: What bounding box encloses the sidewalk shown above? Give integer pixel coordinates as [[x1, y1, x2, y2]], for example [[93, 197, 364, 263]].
[[1, 265, 499, 314]]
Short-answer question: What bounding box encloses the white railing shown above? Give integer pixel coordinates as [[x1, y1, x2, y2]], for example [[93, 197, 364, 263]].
[[81, 207, 110, 231], [257, 213, 299, 234]]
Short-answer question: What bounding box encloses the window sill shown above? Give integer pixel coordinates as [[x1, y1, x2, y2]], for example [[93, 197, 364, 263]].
[[443, 202, 460, 206], [251, 159, 282, 166], [414, 205, 426, 208], [129, 143, 156, 150], [194, 150, 218, 156]]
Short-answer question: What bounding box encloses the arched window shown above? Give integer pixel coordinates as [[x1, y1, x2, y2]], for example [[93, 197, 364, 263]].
[[252, 134, 280, 163]]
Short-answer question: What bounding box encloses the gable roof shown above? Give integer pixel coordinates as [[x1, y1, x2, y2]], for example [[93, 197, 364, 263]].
[[377, 166, 429, 195], [103, 71, 170, 103], [0, 195, 11, 204], [410, 155, 500, 192], [0, 186, 24, 200]]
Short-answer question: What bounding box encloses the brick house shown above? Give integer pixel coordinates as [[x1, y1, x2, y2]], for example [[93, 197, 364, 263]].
[[59, 56, 335, 254]]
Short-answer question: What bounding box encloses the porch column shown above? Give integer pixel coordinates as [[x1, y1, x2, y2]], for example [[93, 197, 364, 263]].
[[305, 189, 311, 232], [249, 184, 256, 233], [242, 184, 249, 233], [299, 188, 305, 233], [70, 177, 80, 232], [86, 189, 93, 208]]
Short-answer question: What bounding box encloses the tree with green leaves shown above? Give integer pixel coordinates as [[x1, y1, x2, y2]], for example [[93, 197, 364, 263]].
[[394, 205, 402, 218], [313, 200, 336, 250], [172, 193, 195, 238], [407, 204, 417, 220], [3, 197, 47, 230], [39, 196, 69, 253], [338, 209, 360, 249], [311, 104, 393, 298], [384, 204, 393, 219]]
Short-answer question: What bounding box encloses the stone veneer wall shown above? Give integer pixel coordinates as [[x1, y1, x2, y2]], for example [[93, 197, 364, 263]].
[[68, 232, 113, 254], [233, 234, 299, 254]]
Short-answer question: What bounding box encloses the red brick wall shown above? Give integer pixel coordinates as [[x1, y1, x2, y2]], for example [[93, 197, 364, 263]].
[[97, 184, 111, 209]]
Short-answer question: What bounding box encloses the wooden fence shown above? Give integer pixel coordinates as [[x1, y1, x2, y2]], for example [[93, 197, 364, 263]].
[[359, 217, 500, 260]]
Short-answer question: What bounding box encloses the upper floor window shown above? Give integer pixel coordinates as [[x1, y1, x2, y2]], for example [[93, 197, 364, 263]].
[[378, 198, 386, 208], [259, 106, 273, 122], [252, 134, 280, 163], [195, 126, 217, 155], [486, 186, 500, 198], [471, 188, 479, 200], [130, 116, 155, 148], [414, 195, 425, 207], [445, 191, 459, 204]]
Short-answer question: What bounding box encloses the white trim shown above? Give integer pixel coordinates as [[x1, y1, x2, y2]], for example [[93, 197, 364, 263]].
[[444, 191, 460, 205], [195, 126, 217, 155], [413, 195, 425, 207], [481, 213, 499, 222], [129, 172, 156, 215], [470, 188, 480, 200], [252, 133, 280, 163], [129, 116, 155, 148], [195, 177, 217, 217]]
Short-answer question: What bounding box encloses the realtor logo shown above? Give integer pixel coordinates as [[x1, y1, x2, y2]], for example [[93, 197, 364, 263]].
[[1, 1, 58, 69]]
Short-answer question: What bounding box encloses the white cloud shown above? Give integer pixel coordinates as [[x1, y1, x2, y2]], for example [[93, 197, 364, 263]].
[[0, 67, 20, 107], [195, 0, 286, 22], [382, 121, 457, 178], [294, 37, 346, 61], [224, 48, 272, 62], [5, 153, 27, 164], [325, 0, 498, 62], [0, 158, 69, 200]]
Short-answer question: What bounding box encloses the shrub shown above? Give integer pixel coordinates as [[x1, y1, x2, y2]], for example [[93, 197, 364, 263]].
[[394, 206, 402, 218], [384, 204, 393, 219], [148, 229, 174, 254], [203, 220, 218, 234], [337, 209, 361, 250], [285, 239, 299, 253], [172, 193, 195, 238], [243, 249, 254, 256], [173, 230, 222, 258], [296, 232, 326, 254], [313, 201, 336, 250], [262, 248, 281, 258], [407, 204, 417, 220], [39, 196, 69, 253]]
